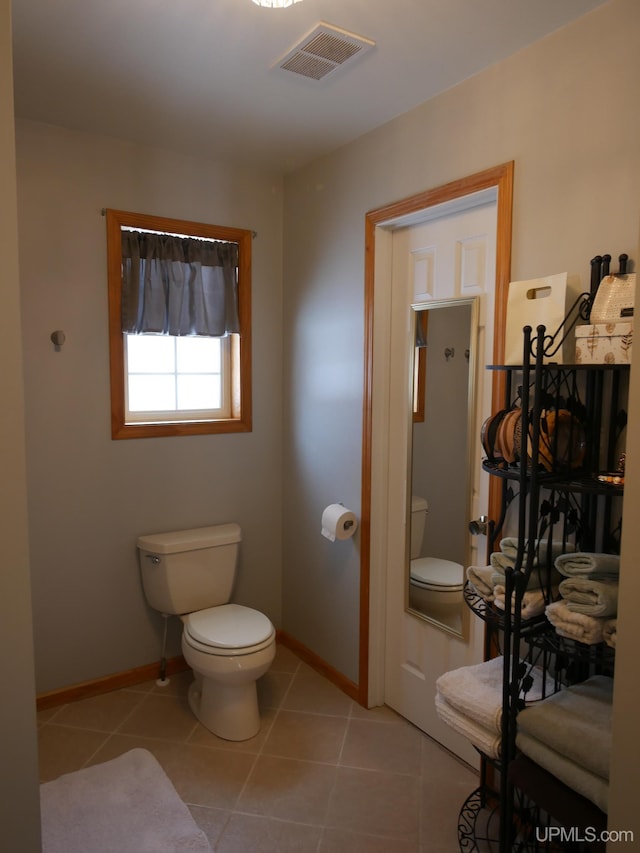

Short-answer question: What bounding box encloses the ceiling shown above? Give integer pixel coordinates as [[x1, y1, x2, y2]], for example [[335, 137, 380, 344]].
[[11, 0, 607, 174]]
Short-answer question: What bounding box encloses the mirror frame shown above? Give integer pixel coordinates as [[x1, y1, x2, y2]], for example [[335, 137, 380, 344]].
[[405, 296, 480, 639]]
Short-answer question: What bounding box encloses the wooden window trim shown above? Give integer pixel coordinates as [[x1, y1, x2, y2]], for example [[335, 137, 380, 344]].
[[106, 209, 252, 439]]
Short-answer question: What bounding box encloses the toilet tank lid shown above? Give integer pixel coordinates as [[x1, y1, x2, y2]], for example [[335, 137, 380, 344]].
[[137, 523, 241, 554], [411, 495, 429, 513]]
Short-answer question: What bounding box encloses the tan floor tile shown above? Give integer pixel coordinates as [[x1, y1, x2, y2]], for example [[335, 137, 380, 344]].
[[149, 669, 193, 697], [188, 706, 277, 752], [84, 732, 169, 768], [159, 741, 256, 810], [47, 689, 145, 732], [37, 707, 62, 726], [262, 710, 348, 764], [122, 679, 156, 694], [216, 813, 322, 853], [340, 718, 423, 775], [116, 691, 197, 741], [36, 644, 468, 849], [270, 644, 302, 673], [319, 827, 418, 852], [350, 702, 405, 722], [38, 724, 110, 782], [236, 755, 337, 825], [283, 670, 353, 716], [420, 750, 478, 850], [421, 735, 478, 781], [326, 766, 420, 840], [88, 734, 257, 809], [257, 670, 294, 710]]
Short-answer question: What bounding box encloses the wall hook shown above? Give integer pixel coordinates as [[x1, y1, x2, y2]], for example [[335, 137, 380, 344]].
[[50, 330, 66, 351], [444, 347, 455, 361]]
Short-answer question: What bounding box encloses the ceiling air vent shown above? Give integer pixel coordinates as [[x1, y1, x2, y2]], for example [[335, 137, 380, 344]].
[[275, 23, 376, 82]]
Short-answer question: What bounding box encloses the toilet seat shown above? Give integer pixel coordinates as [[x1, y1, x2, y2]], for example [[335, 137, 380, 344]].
[[410, 557, 463, 592], [183, 604, 275, 657]]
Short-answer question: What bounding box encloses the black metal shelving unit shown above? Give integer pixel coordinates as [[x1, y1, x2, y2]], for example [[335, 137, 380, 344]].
[[457, 324, 627, 852]]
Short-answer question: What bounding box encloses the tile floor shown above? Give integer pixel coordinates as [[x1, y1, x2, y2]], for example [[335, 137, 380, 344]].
[[38, 644, 478, 852]]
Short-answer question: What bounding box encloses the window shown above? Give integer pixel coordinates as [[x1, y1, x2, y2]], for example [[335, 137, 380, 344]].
[[106, 209, 252, 439]]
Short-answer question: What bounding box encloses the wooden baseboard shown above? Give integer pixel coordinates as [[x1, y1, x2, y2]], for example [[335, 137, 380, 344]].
[[36, 656, 190, 711], [37, 632, 363, 712], [276, 630, 362, 705]]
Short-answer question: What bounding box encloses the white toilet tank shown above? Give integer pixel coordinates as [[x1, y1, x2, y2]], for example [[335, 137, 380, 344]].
[[137, 523, 241, 615], [410, 496, 429, 559]]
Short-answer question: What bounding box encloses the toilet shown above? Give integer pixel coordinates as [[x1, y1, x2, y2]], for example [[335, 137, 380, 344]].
[[409, 496, 464, 609], [137, 523, 275, 742]]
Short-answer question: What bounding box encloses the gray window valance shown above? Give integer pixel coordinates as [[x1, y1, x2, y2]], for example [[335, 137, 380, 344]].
[[121, 230, 240, 336]]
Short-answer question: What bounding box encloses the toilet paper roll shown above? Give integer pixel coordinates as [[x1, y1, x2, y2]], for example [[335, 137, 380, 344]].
[[321, 504, 358, 542]]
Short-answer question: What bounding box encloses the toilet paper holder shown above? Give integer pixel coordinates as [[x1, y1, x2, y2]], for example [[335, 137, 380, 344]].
[[321, 503, 358, 542]]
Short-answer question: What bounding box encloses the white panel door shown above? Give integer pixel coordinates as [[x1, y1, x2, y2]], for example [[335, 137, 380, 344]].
[[384, 201, 497, 766]]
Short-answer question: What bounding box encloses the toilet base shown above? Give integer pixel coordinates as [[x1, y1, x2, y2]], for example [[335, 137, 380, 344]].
[[409, 582, 462, 610], [188, 674, 261, 741]]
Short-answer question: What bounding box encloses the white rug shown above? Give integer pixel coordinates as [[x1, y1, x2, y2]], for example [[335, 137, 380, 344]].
[[40, 748, 212, 853]]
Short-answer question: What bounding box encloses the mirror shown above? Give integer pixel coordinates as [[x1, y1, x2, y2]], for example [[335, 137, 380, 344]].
[[406, 297, 479, 638]]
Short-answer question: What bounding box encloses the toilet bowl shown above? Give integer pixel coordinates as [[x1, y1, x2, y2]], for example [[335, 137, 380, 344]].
[[181, 603, 275, 741], [409, 556, 464, 609], [137, 524, 276, 742]]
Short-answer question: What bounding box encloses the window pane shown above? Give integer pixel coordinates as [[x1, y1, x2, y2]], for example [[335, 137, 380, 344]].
[[177, 375, 221, 410], [176, 336, 221, 374], [126, 335, 175, 373], [128, 375, 176, 411]]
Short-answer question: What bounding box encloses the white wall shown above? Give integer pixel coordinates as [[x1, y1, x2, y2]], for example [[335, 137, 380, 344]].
[[16, 121, 285, 692], [0, 1, 41, 847], [282, 0, 640, 824]]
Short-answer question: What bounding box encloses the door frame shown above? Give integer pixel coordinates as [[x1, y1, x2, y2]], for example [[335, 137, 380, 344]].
[[359, 162, 514, 706]]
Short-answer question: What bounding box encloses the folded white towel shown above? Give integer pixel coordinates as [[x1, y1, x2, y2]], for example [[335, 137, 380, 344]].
[[554, 552, 620, 578], [490, 557, 562, 591], [499, 537, 573, 563], [516, 732, 609, 814], [603, 618, 617, 648], [545, 600, 605, 645], [466, 565, 495, 600], [516, 675, 613, 780], [435, 692, 501, 759], [558, 577, 618, 618], [493, 585, 557, 620], [436, 656, 553, 734], [491, 540, 564, 589]]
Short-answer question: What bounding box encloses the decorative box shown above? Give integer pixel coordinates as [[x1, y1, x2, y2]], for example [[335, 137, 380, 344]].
[[574, 322, 633, 364]]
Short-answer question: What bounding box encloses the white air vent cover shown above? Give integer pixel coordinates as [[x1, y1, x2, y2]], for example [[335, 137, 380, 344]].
[[275, 23, 375, 81]]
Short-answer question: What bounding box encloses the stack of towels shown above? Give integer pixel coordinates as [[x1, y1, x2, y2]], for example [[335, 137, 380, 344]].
[[466, 537, 565, 620], [435, 656, 553, 760], [515, 675, 613, 813], [545, 553, 619, 647]]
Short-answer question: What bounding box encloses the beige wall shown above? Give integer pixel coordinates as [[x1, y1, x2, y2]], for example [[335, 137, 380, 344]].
[[8, 0, 639, 838], [282, 0, 639, 829], [16, 121, 285, 692], [0, 1, 41, 848], [608, 232, 640, 842]]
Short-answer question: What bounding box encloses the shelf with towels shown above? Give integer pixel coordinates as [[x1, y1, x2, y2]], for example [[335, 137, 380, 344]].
[[452, 321, 626, 852]]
